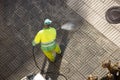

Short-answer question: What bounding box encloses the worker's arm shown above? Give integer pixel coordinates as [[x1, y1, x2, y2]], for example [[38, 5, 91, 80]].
[[32, 31, 41, 46]]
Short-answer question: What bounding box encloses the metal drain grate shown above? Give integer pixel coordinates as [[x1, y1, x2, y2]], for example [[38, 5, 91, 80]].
[[105, 6, 120, 24]]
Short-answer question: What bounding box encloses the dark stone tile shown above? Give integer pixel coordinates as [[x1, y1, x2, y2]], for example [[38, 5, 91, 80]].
[[14, 6, 27, 17]]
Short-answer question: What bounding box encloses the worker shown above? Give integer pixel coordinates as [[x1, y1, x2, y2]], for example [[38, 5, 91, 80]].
[[32, 19, 61, 62]]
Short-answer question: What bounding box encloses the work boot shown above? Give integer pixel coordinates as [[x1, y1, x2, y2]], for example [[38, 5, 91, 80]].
[[105, 6, 120, 24]]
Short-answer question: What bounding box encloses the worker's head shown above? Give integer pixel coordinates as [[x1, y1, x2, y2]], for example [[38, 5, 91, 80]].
[[44, 19, 52, 28]]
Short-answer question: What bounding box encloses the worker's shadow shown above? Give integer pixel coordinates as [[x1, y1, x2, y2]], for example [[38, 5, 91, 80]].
[[40, 29, 69, 80]]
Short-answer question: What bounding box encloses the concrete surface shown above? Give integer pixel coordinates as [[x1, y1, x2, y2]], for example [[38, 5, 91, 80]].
[[66, 0, 120, 47], [0, 0, 120, 80]]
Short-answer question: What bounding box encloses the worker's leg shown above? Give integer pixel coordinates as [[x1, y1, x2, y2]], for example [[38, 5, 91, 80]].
[[42, 50, 55, 62], [54, 44, 61, 54]]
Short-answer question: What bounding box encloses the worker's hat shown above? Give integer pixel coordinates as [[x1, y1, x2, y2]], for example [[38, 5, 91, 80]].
[[44, 19, 52, 25]]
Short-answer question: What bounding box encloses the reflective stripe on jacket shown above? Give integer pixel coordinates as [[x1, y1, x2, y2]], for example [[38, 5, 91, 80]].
[[41, 40, 56, 51]]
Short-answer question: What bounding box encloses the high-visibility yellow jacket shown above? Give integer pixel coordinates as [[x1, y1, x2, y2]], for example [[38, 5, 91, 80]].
[[33, 27, 56, 51]]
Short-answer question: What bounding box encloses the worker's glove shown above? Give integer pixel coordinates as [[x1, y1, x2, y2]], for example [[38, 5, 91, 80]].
[[32, 41, 36, 46]]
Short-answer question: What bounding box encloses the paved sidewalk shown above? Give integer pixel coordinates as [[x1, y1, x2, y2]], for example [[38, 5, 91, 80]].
[[0, 0, 120, 80], [66, 0, 120, 47], [6, 18, 120, 80]]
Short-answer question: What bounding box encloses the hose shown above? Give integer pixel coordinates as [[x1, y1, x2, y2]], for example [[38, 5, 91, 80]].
[[32, 46, 68, 80], [32, 46, 41, 71]]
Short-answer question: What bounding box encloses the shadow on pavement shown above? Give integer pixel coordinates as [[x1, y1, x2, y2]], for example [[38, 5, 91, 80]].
[[40, 30, 69, 80], [46, 30, 69, 80]]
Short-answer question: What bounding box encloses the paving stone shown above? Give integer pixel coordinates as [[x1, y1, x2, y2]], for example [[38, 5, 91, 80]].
[[0, 52, 14, 67], [59, 59, 69, 72], [87, 56, 101, 69], [79, 50, 95, 63], [79, 63, 95, 76], [93, 65, 108, 78], [0, 45, 6, 56], [73, 31, 95, 47], [113, 24, 120, 32], [67, 37, 79, 50], [71, 58, 86, 70], [63, 46, 79, 63], [7, 56, 25, 71], [57, 75, 68, 80], [79, 21, 101, 39], [67, 0, 85, 12], [72, 42, 91, 57], [21, 0, 35, 10], [69, 71, 86, 80], [111, 49, 120, 61], [29, 7, 41, 19], [97, 52, 111, 62], [108, 55, 120, 62], [96, 37, 119, 53], [86, 42, 106, 56], [8, 67, 30, 80], [14, 6, 27, 17], [0, 30, 9, 40], [61, 63, 77, 79], [22, 58, 40, 72], [76, 3, 92, 18], [81, 0, 107, 19], [0, 65, 13, 78]]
